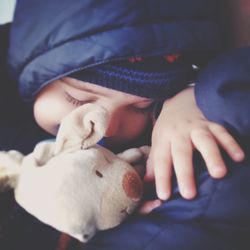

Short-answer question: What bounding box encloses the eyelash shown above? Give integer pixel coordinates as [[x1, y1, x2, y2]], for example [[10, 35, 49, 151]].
[[64, 91, 87, 107], [64, 91, 155, 113]]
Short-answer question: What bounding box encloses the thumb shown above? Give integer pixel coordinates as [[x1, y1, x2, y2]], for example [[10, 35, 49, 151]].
[[138, 199, 162, 215]]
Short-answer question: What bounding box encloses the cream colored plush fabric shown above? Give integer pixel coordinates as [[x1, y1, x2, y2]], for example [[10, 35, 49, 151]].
[[0, 104, 149, 242]]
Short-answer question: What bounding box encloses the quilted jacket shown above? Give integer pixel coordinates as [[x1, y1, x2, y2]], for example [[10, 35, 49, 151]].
[[8, 0, 223, 102]]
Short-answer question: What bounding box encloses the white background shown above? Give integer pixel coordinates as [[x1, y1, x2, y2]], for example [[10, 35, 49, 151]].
[[0, 0, 16, 24]]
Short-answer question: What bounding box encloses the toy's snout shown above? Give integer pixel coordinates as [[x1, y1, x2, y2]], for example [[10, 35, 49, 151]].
[[122, 171, 143, 201]]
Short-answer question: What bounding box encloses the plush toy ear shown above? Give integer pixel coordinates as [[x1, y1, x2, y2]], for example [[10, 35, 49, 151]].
[[0, 150, 23, 191], [54, 104, 110, 154]]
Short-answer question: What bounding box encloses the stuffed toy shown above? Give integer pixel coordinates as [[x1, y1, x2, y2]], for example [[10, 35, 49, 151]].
[[0, 104, 149, 243]]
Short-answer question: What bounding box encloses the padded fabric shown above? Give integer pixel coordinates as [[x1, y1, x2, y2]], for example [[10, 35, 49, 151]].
[[84, 153, 250, 250], [8, 0, 223, 102]]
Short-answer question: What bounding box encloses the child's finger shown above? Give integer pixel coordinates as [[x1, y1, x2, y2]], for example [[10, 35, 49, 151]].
[[191, 129, 227, 178], [144, 154, 155, 182], [153, 144, 173, 200], [208, 123, 245, 162], [138, 199, 162, 215], [171, 137, 196, 199]]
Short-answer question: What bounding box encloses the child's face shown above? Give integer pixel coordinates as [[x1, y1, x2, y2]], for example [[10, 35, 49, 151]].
[[34, 77, 154, 148]]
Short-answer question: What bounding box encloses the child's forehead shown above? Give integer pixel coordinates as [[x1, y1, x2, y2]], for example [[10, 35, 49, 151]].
[[61, 77, 152, 102]]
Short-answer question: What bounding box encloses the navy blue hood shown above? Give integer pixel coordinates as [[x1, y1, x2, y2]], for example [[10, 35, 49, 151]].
[[8, 0, 223, 102]]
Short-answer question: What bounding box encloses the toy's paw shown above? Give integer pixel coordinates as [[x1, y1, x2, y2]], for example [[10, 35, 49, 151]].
[[7, 150, 24, 164], [0, 151, 22, 191]]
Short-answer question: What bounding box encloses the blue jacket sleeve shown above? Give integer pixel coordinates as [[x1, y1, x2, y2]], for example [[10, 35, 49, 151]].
[[195, 47, 250, 137]]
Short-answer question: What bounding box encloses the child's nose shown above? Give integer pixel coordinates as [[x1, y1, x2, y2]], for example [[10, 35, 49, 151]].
[[104, 118, 119, 137], [104, 108, 121, 137]]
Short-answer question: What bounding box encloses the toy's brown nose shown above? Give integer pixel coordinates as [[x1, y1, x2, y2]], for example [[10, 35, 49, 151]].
[[122, 171, 143, 201]]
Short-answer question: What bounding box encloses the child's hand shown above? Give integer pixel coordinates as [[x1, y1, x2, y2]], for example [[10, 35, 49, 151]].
[[138, 199, 162, 215], [145, 87, 245, 200]]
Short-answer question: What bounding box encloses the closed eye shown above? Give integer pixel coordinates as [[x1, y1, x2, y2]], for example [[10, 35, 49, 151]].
[[64, 91, 90, 107]]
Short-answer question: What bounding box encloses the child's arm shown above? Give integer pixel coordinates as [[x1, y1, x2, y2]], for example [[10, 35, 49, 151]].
[[195, 0, 250, 140], [143, 0, 250, 203], [144, 87, 244, 200]]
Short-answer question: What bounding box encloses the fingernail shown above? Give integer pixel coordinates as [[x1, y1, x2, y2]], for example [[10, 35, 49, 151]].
[[182, 189, 196, 200], [211, 166, 226, 177], [157, 190, 170, 201], [234, 151, 245, 161]]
